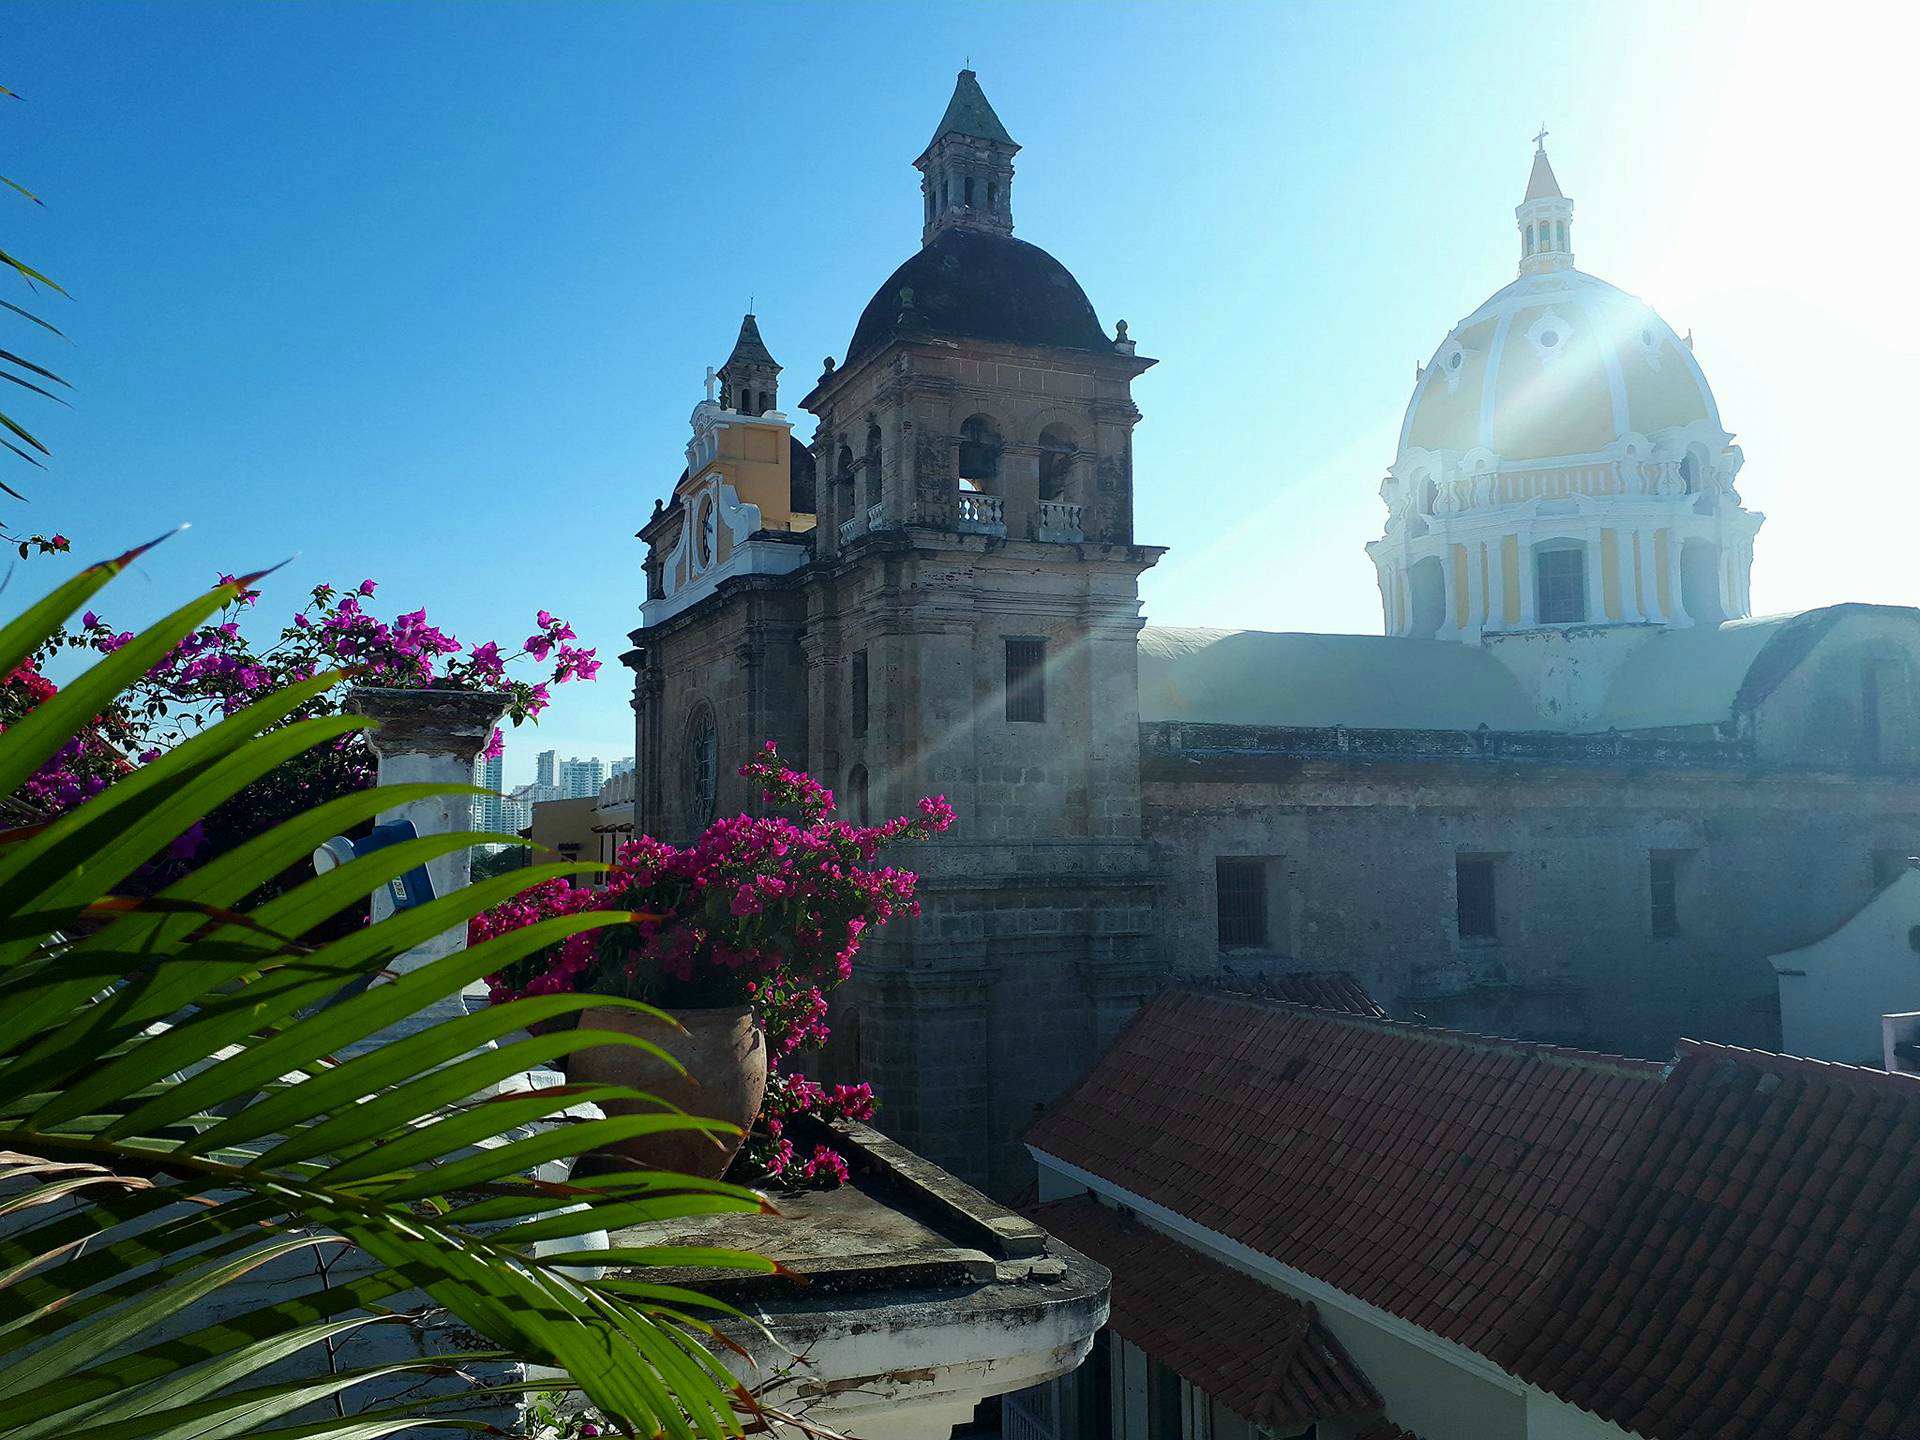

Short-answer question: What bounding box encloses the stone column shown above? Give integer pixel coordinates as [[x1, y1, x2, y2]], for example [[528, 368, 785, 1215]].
[[1518, 540, 1539, 627], [1486, 536, 1506, 631], [1585, 536, 1607, 623], [341, 688, 508, 1053], [1665, 529, 1690, 627]]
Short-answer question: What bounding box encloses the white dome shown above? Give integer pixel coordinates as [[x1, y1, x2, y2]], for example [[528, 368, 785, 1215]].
[[1400, 268, 1725, 466], [1367, 145, 1762, 646]]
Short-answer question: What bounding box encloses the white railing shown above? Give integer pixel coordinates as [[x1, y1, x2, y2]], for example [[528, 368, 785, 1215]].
[[955, 492, 1006, 531], [866, 501, 885, 531], [837, 515, 862, 546], [1034, 500, 1084, 540]]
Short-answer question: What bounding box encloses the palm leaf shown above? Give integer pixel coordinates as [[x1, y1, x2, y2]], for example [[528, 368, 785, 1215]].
[[0, 568, 759, 1438]]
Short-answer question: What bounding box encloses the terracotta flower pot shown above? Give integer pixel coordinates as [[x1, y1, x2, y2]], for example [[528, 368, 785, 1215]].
[[569, 1004, 767, 1180]]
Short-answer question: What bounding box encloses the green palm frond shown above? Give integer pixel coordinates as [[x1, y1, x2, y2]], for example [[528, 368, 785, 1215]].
[[0, 563, 771, 1439]]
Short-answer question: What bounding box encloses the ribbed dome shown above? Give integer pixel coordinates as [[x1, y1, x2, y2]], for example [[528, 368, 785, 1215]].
[[845, 227, 1110, 369], [1400, 268, 1722, 465]]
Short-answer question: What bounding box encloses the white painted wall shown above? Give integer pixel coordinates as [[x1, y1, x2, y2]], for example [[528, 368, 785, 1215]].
[[1526, 1389, 1644, 1440], [1773, 869, 1920, 1064]]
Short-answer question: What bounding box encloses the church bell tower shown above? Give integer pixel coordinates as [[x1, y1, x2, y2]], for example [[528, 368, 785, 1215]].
[[791, 69, 1165, 1192]]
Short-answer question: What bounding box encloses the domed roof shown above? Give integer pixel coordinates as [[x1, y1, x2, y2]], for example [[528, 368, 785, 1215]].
[[1399, 268, 1724, 465], [845, 226, 1111, 369]]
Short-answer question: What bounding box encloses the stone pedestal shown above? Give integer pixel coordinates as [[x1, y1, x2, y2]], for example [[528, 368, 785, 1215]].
[[340, 687, 508, 1051]]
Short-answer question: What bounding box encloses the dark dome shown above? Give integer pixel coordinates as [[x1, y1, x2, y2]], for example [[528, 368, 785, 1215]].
[[845, 228, 1110, 369]]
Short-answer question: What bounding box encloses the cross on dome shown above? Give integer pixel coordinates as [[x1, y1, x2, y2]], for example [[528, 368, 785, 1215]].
[[1533, 124, 1550, 152]]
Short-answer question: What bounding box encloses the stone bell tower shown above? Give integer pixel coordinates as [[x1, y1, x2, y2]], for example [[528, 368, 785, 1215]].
[[796, 69, 1166, 1193]]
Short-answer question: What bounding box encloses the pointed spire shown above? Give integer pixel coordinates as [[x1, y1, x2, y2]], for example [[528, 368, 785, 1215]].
[[924, 69, 1016, 153], [718, 312, 780, 416], [724, 313, 777, 370], [915, 70, 1020, 246], [1515, 131, 1574, 277], [1525, 140, 1564, 202]]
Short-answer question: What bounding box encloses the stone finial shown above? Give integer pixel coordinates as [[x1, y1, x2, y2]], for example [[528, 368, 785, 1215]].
[[1113, 318, 1136, 356], [821, 356, 837, 382]]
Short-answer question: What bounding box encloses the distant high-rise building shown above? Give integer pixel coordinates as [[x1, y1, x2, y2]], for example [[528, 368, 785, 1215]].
[[535, 750, 558, 788], [472, 751, 507, 832], [611, 756, 636, 779], [558, 756, 606, 799]]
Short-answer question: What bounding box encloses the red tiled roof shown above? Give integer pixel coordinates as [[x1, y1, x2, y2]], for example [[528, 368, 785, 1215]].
[[1498, 1040, 1920, 1440], [1030, 1196, 1382, 1431], [1025, 990, 1664, 1355], [1212, 970, 1387, 1018]]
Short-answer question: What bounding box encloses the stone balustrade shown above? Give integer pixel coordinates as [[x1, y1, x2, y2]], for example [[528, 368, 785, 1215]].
[[956, 491, 1007, 535], [1033, 500, 1084, 542]]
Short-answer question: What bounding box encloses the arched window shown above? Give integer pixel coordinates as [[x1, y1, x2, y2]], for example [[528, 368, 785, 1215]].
[[987, 181, 997, 211], [1524, 226, 1535, 257], [941, 179, 949, 210], [864, 424, 883, 509], [1678, 454, 1697, 492], [957, 415, 1001, 487], [1038, 424, 1077, 502], [848, 764, 870, 826], [1408, 556, 1445, 638], [964, 176, 975, 209], [836, 443, 855, 509], [1555, 220, 1567, 250]]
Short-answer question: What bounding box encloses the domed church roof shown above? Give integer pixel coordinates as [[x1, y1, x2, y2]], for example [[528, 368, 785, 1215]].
[[1399, 267, 1723, 464], [845, 226, 1111, 369]]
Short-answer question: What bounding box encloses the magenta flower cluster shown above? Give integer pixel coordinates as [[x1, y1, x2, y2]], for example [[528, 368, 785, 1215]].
[[470, 741, 955, 1186], [6, 576, 600, 878]]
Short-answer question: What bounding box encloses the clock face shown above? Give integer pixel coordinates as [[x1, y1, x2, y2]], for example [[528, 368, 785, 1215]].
[[696, 495, 717, 569]]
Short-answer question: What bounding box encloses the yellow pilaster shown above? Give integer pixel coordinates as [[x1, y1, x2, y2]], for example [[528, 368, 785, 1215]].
[[1600, 529, 1622, 621]]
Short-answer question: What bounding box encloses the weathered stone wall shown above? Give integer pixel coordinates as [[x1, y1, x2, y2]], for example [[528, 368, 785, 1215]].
[[1143, 725, 1920, 1058], [630, 580, 809, 840]]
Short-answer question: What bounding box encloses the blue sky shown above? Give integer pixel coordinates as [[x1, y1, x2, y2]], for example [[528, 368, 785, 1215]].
[[6, 1, 1915, 782]]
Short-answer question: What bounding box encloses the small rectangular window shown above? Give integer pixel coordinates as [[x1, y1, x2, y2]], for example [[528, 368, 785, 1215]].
[[1005, 637, 1045, 723], [1650, 852, 1681, 936], [851, 650, 869, 738], [1216, 858, 1268, 948], [1456, 856, 1497, 939], [1535, 547, 1587, 624]]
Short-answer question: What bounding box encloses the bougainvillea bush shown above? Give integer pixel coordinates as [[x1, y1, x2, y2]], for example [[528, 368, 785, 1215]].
[[473, 742, 955, 1187], [1, 575, 597, 890]]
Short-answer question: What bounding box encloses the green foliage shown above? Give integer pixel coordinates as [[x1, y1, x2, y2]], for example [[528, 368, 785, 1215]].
[[0, 550, 771, 1438], [472, 843, 534, 883]]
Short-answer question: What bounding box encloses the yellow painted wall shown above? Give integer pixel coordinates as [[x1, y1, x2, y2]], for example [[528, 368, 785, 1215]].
[[678, 417, 796, 533], [1451, 545, 1469, 630], [1600, 529, 1621, 621], [1654, 529, 1672, 617], [1501, 534, 1521, 624]]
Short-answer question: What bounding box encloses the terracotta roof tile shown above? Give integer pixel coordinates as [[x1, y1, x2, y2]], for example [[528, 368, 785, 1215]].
[[1027, 991, 1663, 1357], [1028, 1197, 1381, 1431], [1498, 1041, 1920, 1440]]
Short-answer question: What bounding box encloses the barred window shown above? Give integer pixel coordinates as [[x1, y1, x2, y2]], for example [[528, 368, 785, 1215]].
[[1215, 858, 1267, 948], [1535, 547, 1587, 624], [1456, 856, 1497, 939], [1005, 637, 1045, 723], [1650, 853, 1680, 936], [851, 650, 869, 738]]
